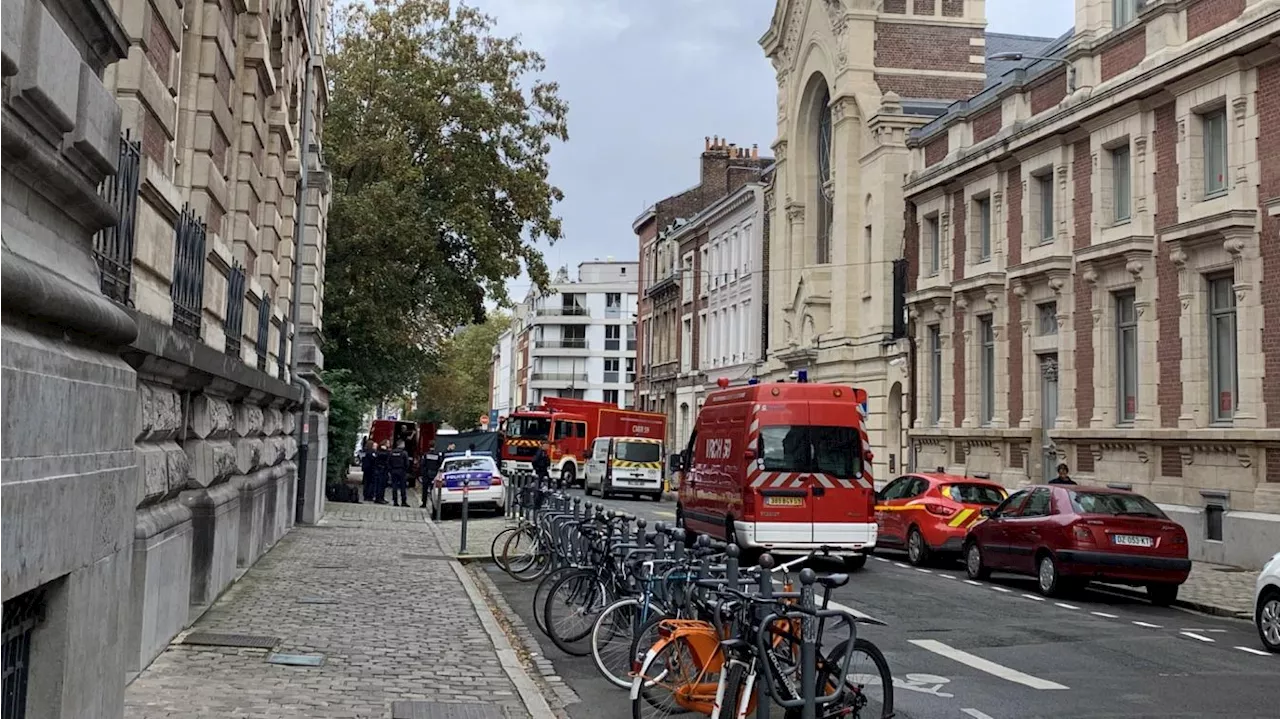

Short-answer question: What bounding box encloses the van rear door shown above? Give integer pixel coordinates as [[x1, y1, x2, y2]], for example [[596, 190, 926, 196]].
[[809, 423, 875, 547], [750, 405, 814, 544]]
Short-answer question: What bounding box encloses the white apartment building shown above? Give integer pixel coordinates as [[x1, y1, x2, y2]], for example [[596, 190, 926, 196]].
[[522, 260, 640, 407], [490, 328, 515, 418]]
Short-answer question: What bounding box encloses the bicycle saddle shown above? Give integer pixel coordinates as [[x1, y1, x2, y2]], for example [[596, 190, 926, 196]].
[[815, 573, 849, 589]]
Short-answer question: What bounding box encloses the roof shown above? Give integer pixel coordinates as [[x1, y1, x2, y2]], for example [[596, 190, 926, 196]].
[[912, 472, 1003, 485], [983, 32, 1059, 85]]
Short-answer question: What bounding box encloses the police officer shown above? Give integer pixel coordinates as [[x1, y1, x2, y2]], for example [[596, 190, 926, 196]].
[[359, 439, 376, 502], [419, 448, 442, 508], [388, 441, 410, 506], [532, 442, 552, 488], [373, 442, 391, 504]]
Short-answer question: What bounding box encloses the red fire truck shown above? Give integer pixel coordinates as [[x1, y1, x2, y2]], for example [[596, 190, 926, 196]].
[[500, 398, 666, 486], [367, 419, 438, 483]]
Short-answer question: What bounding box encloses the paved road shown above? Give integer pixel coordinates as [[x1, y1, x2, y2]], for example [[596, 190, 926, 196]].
[[490, 489, 1276, 719]]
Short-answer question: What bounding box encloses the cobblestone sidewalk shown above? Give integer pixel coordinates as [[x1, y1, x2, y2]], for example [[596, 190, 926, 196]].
[[1103, 559, 1259, 618], [124, 497, 552, 718]]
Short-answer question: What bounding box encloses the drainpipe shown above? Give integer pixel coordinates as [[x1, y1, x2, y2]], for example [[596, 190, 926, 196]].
[[290, 0, 319, 523], [906, 324, 918, 473]]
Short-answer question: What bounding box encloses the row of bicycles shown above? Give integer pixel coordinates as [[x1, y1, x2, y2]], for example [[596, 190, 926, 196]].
[[489, 478, 895, 719]]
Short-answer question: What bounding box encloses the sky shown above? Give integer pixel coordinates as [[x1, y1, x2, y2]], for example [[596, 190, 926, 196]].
[[462, 0, 1077, 301]]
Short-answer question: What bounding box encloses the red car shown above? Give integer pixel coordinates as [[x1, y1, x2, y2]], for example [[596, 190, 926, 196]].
[[963, 485, 1191, 602], [875, 472, 1008, 566]]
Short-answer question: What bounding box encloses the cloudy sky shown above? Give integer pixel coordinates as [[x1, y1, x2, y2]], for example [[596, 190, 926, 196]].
[[463, 0, 1077, 299]]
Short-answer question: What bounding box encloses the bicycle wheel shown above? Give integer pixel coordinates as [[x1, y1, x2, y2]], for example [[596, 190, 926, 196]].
[[544, 570, 611, 656], [591, 598, 664, 688], [533, 565, 580, 637], [783, 637, 894, 719], [632, 635, 715, 719], [490, 526, 520, 569], [503, 528, 549, 581], [715, 660, 753, 719]]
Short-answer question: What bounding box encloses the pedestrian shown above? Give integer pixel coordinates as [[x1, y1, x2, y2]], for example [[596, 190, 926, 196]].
[[359, 439, 376, 502], [532, 442, 552, 489], [1049, 463, 1077, 485], [419, 448, 442, 508], [374, 442, 391, 503], [388, 441, 410, 506]]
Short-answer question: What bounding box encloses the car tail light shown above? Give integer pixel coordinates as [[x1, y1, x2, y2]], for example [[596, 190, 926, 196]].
[[490, 475, 503, 486], [1171, 532, 1186, 545], [742, 489, 756, 519], [1072, 524, 1095, 545], [923, 503, 956, 517]]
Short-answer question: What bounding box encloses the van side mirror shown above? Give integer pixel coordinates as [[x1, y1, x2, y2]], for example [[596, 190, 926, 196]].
[[743, 448, 757, 462], [668, 454, 683, 472], [980, 507, 995, 518]]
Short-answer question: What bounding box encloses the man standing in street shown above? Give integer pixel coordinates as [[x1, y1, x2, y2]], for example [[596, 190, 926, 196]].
[[373, 442, 391, 503], [359, 439, 376, 502], [419, 448, 442, 508], [388, 441, 410, 506], [1049, 463, 1078, 485], [533, 442, 552, 488]]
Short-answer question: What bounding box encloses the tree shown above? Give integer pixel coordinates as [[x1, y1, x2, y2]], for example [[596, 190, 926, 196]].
[[415, 314, 509, 431], [322, 0, 567, 400], [322, 368, 374, 496]]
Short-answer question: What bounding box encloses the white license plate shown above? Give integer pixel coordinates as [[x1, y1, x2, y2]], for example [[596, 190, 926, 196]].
[[1112, 534, 1154, 547], [765, 496, 804, 507]]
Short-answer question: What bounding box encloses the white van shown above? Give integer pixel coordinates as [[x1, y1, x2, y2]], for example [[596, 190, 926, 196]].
[[584, 436, 665, 501]]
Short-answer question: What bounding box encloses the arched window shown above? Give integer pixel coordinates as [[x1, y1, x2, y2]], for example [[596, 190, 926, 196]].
[[816, 87, 833, 265]]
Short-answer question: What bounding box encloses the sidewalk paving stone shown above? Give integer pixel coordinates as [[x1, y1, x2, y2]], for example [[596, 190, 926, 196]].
[[1100, 560, 1258, 618], [124, 493, 551, 719]]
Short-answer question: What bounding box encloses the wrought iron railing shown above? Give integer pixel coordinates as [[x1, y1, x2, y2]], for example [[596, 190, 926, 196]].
[[170, 205, 207, 339], [93, 132, 142, 305], [256, 293, 271, 371], [277, 316, 288, 379], [224, 262, 247, 357], [2, 588, 45, 719]]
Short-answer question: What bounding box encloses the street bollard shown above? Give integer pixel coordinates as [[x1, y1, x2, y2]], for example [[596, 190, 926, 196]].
[[696, 535, 711, 580], [757, 553, 775, 719], [432, 483, 442, 522], [652, 522, 667, 560], [671, 529, 685, 563], [635, 518, 647, 547], [799, 568, 818, 719], [725, 543, 740, 588], [459, 484, 470, 554]]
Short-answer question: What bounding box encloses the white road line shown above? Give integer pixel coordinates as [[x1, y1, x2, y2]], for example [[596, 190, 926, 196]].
[[1055, 602, 1081, 610], [873, 556, 890, 562], [961, 709, 997, 719], [915, 568, 933, 574], [1235, 646, 1271, 656], [770, 580, 881, 624], [1021, 593, 1046, 602], [990, 586, 1011, 593], [1091, 611, 1119, 619], [938, 573, 955, 580], [909, 639, 1069, 690], [965, 580, 983, 587], [1180, 631, 1215, 643], [1132, 621, 1162, 628], [894, 562, 910, 569], [1182, 628, 1228, 633]]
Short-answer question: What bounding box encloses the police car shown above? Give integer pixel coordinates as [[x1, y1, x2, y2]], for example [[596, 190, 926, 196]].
[[430, 453, 506, 516]]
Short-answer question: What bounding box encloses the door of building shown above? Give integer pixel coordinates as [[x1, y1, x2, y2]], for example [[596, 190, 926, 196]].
[[1039, 354, 1059, 483]]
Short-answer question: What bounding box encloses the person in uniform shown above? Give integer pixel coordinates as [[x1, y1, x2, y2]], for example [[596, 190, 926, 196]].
[[419, 448, 442, 508], [373, 442, 391, 504], [359, 439, 376, 502], [388, 441, 410, 506]]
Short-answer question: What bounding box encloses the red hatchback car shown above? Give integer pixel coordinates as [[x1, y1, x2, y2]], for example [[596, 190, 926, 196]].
[[875, 473, 1008, 566], [963, 485, 1191, 603]]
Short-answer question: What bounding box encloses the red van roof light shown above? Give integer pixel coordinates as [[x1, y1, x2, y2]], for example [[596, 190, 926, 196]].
[[717, 378, 730, 389]]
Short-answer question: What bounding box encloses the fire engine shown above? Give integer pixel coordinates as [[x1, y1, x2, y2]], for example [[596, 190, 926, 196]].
[[500, 398, 666, 487]]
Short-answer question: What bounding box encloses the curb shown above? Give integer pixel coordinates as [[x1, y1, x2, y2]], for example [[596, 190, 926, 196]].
[[1096, 583, 1253, 620]]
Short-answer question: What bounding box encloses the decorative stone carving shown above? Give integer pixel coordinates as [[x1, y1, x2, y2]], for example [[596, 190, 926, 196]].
[[263, 408, 282, 436], [235, 438, 264, 474], [234, 403, 265, 438], [1125, 258, 1144, 281], [984, 292, 1001, 308], [786, 202, 806, 223], [1040, 356, 1059, 381], [1238, 451, 1253, 469], [185, 439, 238, 488], [138, 383, 182, 441], [1012, 283, 1028, 298], [189, 395, 234, 439], [1082, 268, 1099, 286], [1048, 276, 1067, 295], [282, 411, 297, 436], [955, 295, 969, 311]]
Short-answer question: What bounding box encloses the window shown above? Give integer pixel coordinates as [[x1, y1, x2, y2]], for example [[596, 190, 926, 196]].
[[563, 326, 586, 348], [1021, 488, 1052, 517], [730, 305, 739, 361], [1037, 302, 1058, 335], [700, 248, 709, 293], [604, 358, 620, 384], [975, 196, 992, 261], [561, 293, 585, 314], [624, 389, 634, 409], [603, 389, 620, 406], [926, 215, 940, 276], [1208, 274, 1237, 423], [615, 439, 661, 462], [605, 293, 622, 318], [1203, 108, 1228, 197], [1036, 172, 1054, 243], [928, 325, 942, 425], [1113, 0, 1138, 28], [1115, 291, 1138, 423], [698, 313, 707, 367], [681, 317, 692, 371], [626, 324, 636, 351], [605, 324, 620, 351], [992, 489, 1031, 518], [1112, 144, 1131, 222], [816, 88, 834, 265], [757, 425, 863, 479], [979, 315, 995, 425], [625, 357, 636, 383], [742, 300, 753, 360], [863, 225, 873, 287], [3, 587, 46, 718], [1068, 491, 1166, 518]]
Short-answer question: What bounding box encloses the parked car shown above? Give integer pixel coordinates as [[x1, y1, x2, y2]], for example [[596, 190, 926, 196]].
[[875, 472, 1008, 566], [430, 454, 506, 517], [963, 485, 1191, 602], [1255, 550, 1280, 653]]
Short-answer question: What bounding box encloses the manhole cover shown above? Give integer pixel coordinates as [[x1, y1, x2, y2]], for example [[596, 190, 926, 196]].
[[266, 653, 326, 667], [181, 632, 280, 649], [400, 553, 453, 561], [390, 703, 508, 719], [297, 597, 339, 605]]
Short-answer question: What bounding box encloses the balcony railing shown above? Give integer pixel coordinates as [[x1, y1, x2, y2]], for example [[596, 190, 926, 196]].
[[535, 338, 588, 350], [256, 293, 271, 371], [224, 262, 247, 357], [277, 316, 288, 379], [531, 372, 588, 383], [93, 132, 141, 305], [537, 306, 590, 317], [171, 205, 207, 339]]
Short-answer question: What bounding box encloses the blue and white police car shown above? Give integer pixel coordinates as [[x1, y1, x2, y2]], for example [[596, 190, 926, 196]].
[[430, 453, 506, 516]]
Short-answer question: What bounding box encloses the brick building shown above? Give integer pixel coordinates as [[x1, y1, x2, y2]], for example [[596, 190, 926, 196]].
[[635, 138, 770, 447], [903, 0, 1280, 567], [758, 0, 1049, 473]]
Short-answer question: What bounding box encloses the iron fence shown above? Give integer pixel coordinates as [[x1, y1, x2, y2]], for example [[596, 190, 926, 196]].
[[277, 315, 288, 379], [256, 293, 271, 371], [224, 262, 247, 357], [2, 588, 45, 719], [171, 205, 207, 339], [93, 132, 141, 305]]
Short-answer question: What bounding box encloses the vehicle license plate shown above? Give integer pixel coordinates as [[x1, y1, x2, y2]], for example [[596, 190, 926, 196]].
[[765, 496, 804, 507], [1112, 534, 1153, 547]]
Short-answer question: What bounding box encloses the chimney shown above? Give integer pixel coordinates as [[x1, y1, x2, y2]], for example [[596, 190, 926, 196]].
[[752, 144, 759, 160], [705, 136, 711, 151]]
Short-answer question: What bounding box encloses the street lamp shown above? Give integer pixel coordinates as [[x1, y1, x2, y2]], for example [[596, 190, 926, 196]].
[[989, 51, 1076, 93]]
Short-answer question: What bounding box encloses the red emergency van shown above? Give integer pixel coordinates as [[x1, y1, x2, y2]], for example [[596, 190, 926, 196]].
[[674, 380, 877, 568]]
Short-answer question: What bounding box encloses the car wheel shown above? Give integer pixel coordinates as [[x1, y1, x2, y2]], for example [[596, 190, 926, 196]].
[[1037, 553, 1064, 597], [676, 505, 697, 548], [906, 526, 932, 566], [651, 492, 663, 502], [601, 478, 612, 499], [965, 541, 991, 580], [1147, 582, 1180, 607], [1257, 589, 1280, 653], [843, 553, 868, 571]]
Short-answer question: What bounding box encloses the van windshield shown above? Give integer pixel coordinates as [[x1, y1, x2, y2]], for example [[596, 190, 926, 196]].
[[758, 426, 863, 479], [615, 441, 661, 463]]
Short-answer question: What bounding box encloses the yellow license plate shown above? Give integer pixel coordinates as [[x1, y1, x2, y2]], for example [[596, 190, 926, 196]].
[[765, 496, 805, 507]]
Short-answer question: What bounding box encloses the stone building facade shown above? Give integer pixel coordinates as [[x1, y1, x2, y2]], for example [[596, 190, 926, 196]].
[[903, 0, 1280, 567], [1, 0, 330, 715], [759, 0, 1042, 475]]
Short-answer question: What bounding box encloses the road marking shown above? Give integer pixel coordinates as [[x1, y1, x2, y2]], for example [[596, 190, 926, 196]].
[[771, 580, 881, 624], [909, 639, 1069, 690], [1091, 611, 1118, 618], [1021, 593, 1046, 602], [1055, 602, 1081, 610], [915, 568, 933, 574], [1132, 621, 1162, 628], [1180, 631, 1215, 643], [894, 562, 910, 569], [962, 709, 997, 719], [653, 510, 676, 518], [938, 573, 955, 579], [965, 580, 983, 587], [990, 586, 1012, 593], [873, 556, 890, 563], [1182, 628, 1227, 633], [1235, 646, 1271, 656]]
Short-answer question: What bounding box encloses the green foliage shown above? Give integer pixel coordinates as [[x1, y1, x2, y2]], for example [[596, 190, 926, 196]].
[[416, 314, 509, 431], [322, 0, 568, 400], [323, 368, 373, 487]]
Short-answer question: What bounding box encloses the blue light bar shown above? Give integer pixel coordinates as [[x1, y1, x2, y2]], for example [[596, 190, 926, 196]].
[[747, 377, 759, 385], [797, 369, 808, 383]]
